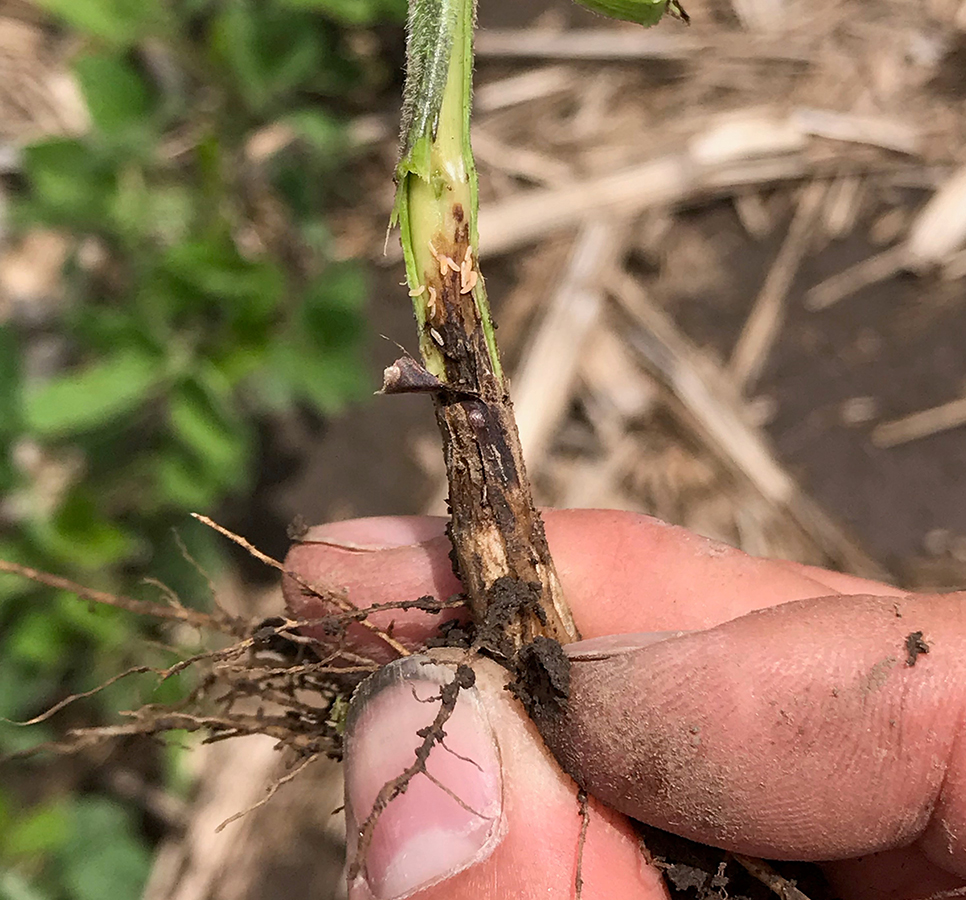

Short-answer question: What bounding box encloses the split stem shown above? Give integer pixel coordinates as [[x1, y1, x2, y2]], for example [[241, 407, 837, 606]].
[[392, 0, 579, 650]]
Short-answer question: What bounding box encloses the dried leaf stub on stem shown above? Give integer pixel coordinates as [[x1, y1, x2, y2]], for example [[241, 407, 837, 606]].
[[391, 0, 579, 660]]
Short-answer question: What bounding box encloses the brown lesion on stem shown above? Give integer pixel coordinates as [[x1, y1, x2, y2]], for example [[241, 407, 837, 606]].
[[413, 200, 580, 663]]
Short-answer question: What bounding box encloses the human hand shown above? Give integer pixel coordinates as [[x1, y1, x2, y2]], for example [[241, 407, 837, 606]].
[[283, 509, 966, 900]]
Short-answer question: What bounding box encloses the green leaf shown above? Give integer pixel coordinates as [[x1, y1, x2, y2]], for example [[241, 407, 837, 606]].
[[277, 0, 405, 26], [168, 380, 250, 490], [161, 740, 195, 799], [7, 609, 69, 668], [33, 0, 164, 45], [300, 264, 366, 352], [153, 450, 222, 511], [61, 798, 151, 900], [73, 54, 151, 140], [146, 519, 224, 605], [247, 366, 296, 412], [109, 164, 151, 240], [161, 241, 283, 330], [4, 801, 71, 859], [22, 139, 114, 226], [572, 0, 671, 26], [0, 327, 21, 438], [39, 490, 139, 569], [269, 339, 367, 414], [23, 348, 163, 437], [210, 5, 324, 113], [282, 108, 345, 156]]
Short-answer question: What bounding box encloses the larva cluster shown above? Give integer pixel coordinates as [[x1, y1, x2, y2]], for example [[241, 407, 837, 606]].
[[408, 281, 438, 318], [429, 241, 461, 278], [409, 241, 478, 324], [428, 241, 478, 296]]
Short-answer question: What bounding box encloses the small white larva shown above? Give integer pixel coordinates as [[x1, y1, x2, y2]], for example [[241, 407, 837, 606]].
[[460, 270, 478, 294], [428, 240, 459, 277], [459, 247, 478, 294]]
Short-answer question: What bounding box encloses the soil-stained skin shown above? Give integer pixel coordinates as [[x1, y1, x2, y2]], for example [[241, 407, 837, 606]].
[[532, 592, 966, 872]]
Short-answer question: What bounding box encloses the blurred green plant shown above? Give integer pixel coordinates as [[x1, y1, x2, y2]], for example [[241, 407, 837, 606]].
[[0, 0, 404, 896]]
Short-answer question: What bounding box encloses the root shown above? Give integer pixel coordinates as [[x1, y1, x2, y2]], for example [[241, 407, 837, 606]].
[[0, 558, 242, 635], [347, 663, 480, 882], [575, 788, 591, 900], [4, 645, 245, 728], [174, 527, 221, 603], [0, 526, 446, 765], [192, 513, 412, 658], [216, 752, 322, 833], [731, 854, 814, 900]]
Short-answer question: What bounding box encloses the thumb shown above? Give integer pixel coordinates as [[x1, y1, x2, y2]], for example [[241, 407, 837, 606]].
[[342, 652, 669, 900], [535, 593, 966, 874]]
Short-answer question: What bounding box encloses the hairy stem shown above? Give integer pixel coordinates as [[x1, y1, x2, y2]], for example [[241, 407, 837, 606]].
[[392, 0, 579, 651]]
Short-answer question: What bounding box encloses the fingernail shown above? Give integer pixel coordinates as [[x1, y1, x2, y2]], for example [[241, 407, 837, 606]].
[[564, 631, 691, 660], [298, 516, 448, 551], [344, 657, 503, 899]]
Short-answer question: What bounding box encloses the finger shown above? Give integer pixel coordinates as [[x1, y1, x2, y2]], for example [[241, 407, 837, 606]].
[[284, 517, 467, 661], [534, 591, 966, 880], [283, 509, 903, 651], [536, 509, 904, 635], [343, 652, 669, 900], [773, 557, 905, 598], [822, 845, 965, 900]]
